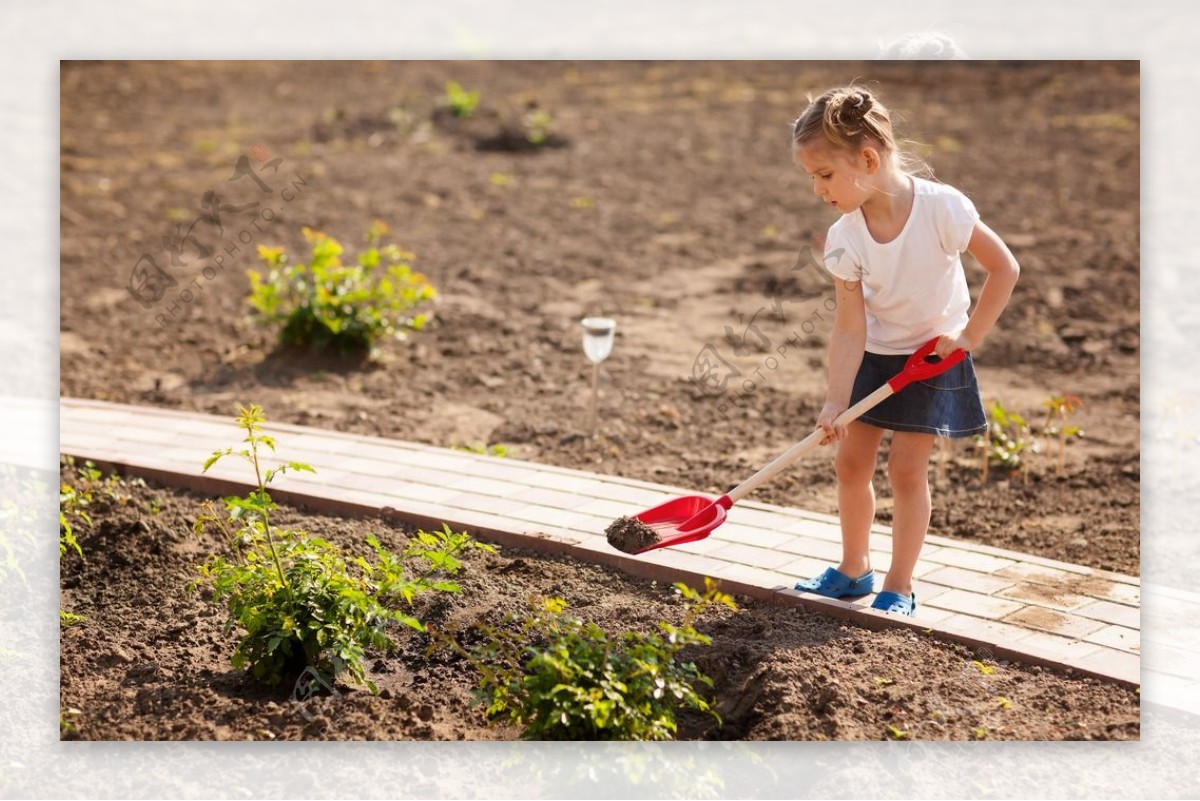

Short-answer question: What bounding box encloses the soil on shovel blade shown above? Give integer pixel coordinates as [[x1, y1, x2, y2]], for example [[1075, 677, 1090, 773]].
[[605, 516, 662, 553]]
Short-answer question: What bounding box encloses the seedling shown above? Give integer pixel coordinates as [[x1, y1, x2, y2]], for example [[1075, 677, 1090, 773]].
[[886, 724, 910, 741], [522, 106, 553, 145], [444, 80, 480, 118], [247, 221, 436, 356], [189, 404, 492, 691], [1042, 394, 1085, 477], [454, 442, 509, 458], [439, 578, 737, 740], [971, 660, 996, 676], [975, 400, 1038, 484]]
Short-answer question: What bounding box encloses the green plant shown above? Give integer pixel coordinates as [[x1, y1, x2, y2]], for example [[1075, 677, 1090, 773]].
[[975, 400, 1038, 484], [247, 221, 436, 355], [60, 706, 82, 737], [1042, 394, 1084, 477], [444, 80, 480, 118], [188, 404, 492, 692], [442, 578, 737, 740], [454, 442, 509, 458], [60, 611, 86, 628], [522, 106, 553, 145]]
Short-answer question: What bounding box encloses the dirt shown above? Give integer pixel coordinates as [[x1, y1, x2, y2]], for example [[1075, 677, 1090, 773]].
[[59, 60, 1139, 576], [59, 466, 1139, 741], [605, 516, 662, 553]]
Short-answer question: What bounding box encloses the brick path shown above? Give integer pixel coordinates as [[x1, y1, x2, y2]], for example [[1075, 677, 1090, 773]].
[[59, 397, 1142, 687]]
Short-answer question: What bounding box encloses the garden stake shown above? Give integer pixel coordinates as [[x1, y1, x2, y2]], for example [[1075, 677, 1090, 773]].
[[581, 317, 616, 437]]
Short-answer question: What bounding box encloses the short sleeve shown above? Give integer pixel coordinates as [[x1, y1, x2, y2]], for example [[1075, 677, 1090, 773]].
[[822, 222, 861, 282], [937, 185, 981, 254]]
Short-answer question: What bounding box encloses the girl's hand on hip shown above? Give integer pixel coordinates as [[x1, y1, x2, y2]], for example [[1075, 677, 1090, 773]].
[[816, 401, 848, 446], [935, 330, 974, 360]]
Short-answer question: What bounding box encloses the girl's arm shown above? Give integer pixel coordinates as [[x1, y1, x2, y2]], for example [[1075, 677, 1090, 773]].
[[935, 220, 1021, 358], [817, 277, 867, 443]]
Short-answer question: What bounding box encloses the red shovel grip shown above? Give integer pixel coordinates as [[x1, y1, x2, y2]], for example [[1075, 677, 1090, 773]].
[[887, 336, 967, 393]]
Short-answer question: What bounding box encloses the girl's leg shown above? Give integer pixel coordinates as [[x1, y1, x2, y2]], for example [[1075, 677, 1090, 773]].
[[834, 420, 886, 577], [883, 430, 938, 595]]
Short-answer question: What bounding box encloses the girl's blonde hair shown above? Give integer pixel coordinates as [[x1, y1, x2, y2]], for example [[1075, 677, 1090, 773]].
[[792, 85, 931, 177]]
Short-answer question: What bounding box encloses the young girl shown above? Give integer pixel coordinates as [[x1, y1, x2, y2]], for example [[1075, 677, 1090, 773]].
[[790, 85, 1020, 616]]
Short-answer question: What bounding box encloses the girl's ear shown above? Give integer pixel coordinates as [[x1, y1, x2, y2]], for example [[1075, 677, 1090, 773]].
[[860, 146, 880, 173]]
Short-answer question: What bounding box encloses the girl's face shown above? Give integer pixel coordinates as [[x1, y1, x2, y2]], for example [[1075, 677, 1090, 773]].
[[794, 141, 872, 214]]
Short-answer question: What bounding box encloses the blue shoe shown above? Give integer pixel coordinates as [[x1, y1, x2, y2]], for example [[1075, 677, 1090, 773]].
[[871, 590, 917, 617], [794, 567, 876, 598]]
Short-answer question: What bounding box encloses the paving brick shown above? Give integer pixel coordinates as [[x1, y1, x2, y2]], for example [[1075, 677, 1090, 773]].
[[924, 549, 1018, 573], [500, 504, 601, 532], [526, 472, 614, 496], [996, 583, 1094, 613], [386, 462, 471, 489], [511, 486, 589, 509], [778, 556, 836, 586], [920, 566, 1018, 595], [935, 613, 1039, 647], [712, 562, 792, 591], [1013, 629, 1105, 660], [778, 517, 844, 543], [1073, 600, 1140, 629], [451, 475, 524, 498], [923, 589, 1024, 620], [708, 542, 800, 570], [1001, 607, 1109, 638], [908, 605, 955, 625], [713, 524, 794, 550], [776, 536, 845, 561], [575, 497, 639, 519], [1103, 582, 1141, 607], [773, 588, 864, 620], [635, 549, 728, 581], [1072, 647, 1141, 686], [994, 562, 1078, 585], [673, 536, 734, 556], [912, 560, 943, 579], [441, 492, 529, 517], [727, 507, 791, 530], [1083, 625, 1140, 653]]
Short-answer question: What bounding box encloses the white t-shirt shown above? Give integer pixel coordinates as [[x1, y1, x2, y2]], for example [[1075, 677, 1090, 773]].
[[822, 175, 980, 355]]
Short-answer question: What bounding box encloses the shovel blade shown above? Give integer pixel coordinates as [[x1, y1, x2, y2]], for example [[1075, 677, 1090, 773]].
[[631, 494, 731, 553]]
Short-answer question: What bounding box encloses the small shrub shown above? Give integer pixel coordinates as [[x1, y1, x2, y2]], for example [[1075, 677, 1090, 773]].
[[442, 578, 737, 740], [188, 404, 492, 692], [444, 80, 480, 118], [247, 221, 436, 355]]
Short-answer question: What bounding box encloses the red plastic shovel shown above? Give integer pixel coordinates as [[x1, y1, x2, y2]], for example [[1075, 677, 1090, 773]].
[[622, 337, 966, 554]]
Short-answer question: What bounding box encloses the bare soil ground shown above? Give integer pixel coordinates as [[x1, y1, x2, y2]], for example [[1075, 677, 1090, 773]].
[[59, 468, 1139, 741]]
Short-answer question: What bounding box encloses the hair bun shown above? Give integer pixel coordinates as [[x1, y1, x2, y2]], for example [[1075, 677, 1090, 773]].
[[846, 89, 871, 115]]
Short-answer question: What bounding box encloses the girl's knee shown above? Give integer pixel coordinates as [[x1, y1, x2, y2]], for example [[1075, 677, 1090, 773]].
[[835, 444, 877, 484], [887, 455, 930, 492]]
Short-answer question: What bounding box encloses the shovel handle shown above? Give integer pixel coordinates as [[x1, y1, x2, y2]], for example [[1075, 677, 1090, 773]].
[[725, 338, 964, 505], [725, 383, 894, 504]]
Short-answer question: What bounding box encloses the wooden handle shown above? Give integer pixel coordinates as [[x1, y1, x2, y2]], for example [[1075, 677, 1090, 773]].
[[726, 383, 895, 504]]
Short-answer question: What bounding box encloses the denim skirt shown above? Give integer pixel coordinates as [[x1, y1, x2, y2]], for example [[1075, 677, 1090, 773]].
[[849, 350, 988, 439]]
